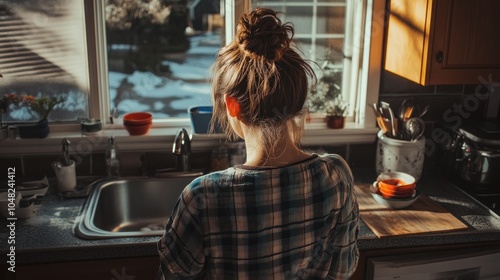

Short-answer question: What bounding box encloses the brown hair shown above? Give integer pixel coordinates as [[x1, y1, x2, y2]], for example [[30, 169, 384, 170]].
[[210, 8, 315, 154]]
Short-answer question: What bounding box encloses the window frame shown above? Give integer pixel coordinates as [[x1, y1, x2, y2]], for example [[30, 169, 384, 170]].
[[0, 0, 382, 156]]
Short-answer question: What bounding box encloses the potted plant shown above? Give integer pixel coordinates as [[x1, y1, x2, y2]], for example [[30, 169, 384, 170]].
[[17, 95, 66, 138], [306, 49, 345, 123], [325, 98, 348, 129]]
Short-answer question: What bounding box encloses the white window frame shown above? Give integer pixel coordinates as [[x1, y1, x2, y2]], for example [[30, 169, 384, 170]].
[[0, 0, 382, 155]]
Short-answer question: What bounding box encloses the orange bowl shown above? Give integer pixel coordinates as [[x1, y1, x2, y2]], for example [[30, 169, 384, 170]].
[[124, 122, 152, 135], [378, 186, 415, 198], [123, 112, 153, 124], [377, 172, 416, 194], [370, 182, 421, 209], [379, 179, 415, 191]]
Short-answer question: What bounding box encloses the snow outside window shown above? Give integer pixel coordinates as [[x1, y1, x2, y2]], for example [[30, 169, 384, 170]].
[[104, 0, 222, 119]]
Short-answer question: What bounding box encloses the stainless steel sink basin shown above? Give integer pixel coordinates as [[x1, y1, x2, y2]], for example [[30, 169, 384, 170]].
[[76, 174, 201, 239]]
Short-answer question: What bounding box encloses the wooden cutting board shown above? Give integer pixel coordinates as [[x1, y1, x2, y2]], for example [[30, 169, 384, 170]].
[[355, 184, 469, 238]]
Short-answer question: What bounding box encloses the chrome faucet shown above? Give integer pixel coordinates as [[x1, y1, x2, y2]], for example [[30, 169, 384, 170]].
[[172, 128, 191, 172]]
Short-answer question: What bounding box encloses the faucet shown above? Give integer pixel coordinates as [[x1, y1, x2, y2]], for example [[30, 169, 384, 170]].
[[172, 128, 191, 172]]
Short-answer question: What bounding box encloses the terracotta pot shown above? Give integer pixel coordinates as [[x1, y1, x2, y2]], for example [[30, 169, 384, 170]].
[[326, 116, 346, 129], [18, 119, 50, 139]]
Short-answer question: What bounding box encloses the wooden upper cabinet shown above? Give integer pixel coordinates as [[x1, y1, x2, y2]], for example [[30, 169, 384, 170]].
[[384, 0, 500, 85]]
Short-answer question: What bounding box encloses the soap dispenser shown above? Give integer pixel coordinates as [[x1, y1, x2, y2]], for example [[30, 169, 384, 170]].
[[105, 135, 120, 178]]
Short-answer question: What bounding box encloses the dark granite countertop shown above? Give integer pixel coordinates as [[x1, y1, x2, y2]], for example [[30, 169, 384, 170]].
[[1, 168, 500, 265]]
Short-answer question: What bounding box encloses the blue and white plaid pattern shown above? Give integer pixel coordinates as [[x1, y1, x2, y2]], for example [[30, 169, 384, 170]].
[[158, 154, 359, 279]]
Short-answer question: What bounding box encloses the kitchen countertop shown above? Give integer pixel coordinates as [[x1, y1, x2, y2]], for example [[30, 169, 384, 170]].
[[1, 168, 500, 265]]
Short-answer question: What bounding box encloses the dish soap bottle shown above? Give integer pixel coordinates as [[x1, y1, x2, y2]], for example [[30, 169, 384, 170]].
[[105, 135, 120, 178]]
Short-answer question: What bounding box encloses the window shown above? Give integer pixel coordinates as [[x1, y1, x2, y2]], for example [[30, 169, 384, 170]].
[[0, 0, 89, 123], [1, 0, 382, 145], [251, 0, 353, 117], [104, 0, 222, 119]]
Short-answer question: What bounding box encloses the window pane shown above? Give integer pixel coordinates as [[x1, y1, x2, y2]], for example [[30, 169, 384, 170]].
[[283, 6, 313, 35], [105, 0, 222, 118], [316, 38, 345, 66], [251, 1, 349, 115], [316, 6, 345, 34], [0, 0, 89, 122]]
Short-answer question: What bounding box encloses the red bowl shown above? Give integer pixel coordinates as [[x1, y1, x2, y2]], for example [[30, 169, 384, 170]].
[[123, 119, 152, 126], [379, 178, 415, 190], [124, 122, 152, 136], [123, 112, 153, 124], [378, 187, 415, 199]]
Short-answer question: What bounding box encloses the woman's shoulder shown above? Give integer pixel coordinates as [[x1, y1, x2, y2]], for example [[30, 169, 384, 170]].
[[316, 153, 353, 181], [317, 153, 349, 167], [185, 168, 237, 191]]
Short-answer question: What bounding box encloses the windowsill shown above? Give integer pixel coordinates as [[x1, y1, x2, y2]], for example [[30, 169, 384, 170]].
[[0, 121, 378, 156]]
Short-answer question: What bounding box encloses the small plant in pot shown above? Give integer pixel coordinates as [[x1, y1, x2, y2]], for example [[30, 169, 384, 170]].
[[306, 49, 345, 123], [17, 95, 66, 138], [325, 98, 348, 129]]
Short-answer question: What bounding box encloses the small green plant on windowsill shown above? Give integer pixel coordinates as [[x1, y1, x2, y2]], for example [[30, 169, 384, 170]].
[[326, 98, 348, 117], [325, 98, 348, 129], [15, 95, 66, 139], [306, 48, 345, 120], [19, 95, 66, 121]]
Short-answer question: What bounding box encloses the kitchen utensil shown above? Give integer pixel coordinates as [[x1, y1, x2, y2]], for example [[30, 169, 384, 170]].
[[417, 104, 429, 118], [403, 103, 414, 121], [398, 100, 407, 121], [374, 103, 391, 135], [376, 116, 388, 135], [372, 103, 381, 118], [61, 138, 70, 166], [405, 117, 425, 141], [381, 101, 397, 138], [354, 184, 468, 238]]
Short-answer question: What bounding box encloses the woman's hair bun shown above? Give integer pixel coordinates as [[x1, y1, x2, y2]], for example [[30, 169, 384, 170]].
[[236, 8, 293, 61]]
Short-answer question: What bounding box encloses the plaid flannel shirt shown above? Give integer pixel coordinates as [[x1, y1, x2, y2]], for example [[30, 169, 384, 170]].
[[157, 154, 359, 279]]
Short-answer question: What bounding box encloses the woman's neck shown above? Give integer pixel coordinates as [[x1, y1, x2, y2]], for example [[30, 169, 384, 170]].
[[243, 127, 311, 167]]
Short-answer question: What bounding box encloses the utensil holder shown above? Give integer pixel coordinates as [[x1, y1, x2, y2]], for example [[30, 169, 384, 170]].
[[376, 130, 425, 181], [52, 160, 77, 193]]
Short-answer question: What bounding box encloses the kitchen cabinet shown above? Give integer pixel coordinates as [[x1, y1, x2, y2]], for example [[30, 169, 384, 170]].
[[12, 256, 158, 280], [351, 242, 500, 280], [384, 0, 500, 85]]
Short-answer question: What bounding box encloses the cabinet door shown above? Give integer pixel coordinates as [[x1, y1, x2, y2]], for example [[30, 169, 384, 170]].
[[14, 256, 158, 280], [429, 0, 500, 84], [385, 0, 500, 85]]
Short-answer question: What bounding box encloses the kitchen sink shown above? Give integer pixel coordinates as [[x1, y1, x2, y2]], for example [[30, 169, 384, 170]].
[[76, 174, 201, 239]]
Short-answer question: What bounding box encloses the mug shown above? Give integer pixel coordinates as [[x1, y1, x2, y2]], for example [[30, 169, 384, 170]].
[[52, 160, 77, 193]]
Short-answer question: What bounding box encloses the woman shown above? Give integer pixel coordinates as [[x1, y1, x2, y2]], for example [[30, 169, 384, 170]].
[[158, 8, 359, 279]]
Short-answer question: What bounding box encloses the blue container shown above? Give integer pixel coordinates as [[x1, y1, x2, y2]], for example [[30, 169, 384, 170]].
[[188, 106, 222, 134]]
